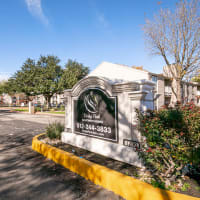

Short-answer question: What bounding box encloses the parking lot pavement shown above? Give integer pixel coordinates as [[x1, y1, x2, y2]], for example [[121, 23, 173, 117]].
[[0, 110, 123, 200]]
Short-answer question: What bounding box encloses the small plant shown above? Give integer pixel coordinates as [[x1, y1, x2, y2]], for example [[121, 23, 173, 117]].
[[150, 179, 166, 189], [167, 184, 176, 192], [46, 121, 64, 139], [132, 172, 139, 178], [34, 107, 41, 112], [181, 183, 190, 192], [125, 171, 129, 176]]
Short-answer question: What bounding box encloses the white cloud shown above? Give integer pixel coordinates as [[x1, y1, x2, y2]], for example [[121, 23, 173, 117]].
[[25, 0, 49, 26]]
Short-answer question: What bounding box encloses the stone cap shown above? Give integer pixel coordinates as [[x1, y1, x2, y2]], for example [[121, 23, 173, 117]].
[[64, 76, 155, 98]]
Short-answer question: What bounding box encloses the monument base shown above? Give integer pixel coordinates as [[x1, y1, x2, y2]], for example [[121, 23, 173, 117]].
[[61, 132, 143, 167]]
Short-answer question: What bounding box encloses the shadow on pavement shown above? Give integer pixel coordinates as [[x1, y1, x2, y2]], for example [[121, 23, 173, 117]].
[[0, 109, 13, 116], [0, 119, 123, 200]]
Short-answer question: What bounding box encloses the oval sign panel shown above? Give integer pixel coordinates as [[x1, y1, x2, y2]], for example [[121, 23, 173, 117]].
[[73, 88, 118, 142]]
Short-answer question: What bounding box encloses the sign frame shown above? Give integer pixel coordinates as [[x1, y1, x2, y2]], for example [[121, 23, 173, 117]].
[[72, 87, 118, 143]]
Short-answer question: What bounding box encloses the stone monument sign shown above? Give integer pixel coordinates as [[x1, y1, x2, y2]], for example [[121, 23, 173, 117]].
[[74, 88, 117, 142], [61, 75, 154, 167]]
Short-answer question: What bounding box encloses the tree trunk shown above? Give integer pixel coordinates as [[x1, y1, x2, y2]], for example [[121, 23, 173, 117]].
[[45, 96, 51, 110], [176, 78, 182, 104]]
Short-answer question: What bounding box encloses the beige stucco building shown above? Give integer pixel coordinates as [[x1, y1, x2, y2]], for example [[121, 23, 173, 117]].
[[89, 62, 200, 110], [150, 71, 200, 109]]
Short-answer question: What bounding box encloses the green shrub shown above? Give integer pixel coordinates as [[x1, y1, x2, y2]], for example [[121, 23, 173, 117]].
[[150, 179, 165, 189], [35, 107, 41, 112], [181, 183, 190, 191], [137, 102, 200, 183], [46, 121, 64, 139]]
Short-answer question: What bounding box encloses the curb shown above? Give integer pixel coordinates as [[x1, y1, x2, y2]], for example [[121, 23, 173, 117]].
[[11, 111, 65, 117], [32, 133, 200, 200], [34, 112, 65, 117]]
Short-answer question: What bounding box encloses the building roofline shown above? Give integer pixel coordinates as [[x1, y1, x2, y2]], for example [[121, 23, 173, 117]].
[[100, 61, 150, 74], [96, 62, 200, 86]]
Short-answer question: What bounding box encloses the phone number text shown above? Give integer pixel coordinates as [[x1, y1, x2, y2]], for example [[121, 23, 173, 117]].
[[76, 123, 112, 134]]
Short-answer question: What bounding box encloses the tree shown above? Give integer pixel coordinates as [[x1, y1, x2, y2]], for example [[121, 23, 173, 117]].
[[143, 0, 200, 103], [10, 58, 39, 100], [0, 81, 8, 95], [0, 80, 17, 95], [36, 55, 62, 108], [59, 59, 89, 90], [0, 81, 5, 95]]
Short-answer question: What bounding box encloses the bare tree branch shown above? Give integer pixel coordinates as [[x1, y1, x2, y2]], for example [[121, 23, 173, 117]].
[[143, 0, 200, 102]]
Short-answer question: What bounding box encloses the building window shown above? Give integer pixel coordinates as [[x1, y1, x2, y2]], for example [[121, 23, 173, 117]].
[[152, 75, 158, 83]]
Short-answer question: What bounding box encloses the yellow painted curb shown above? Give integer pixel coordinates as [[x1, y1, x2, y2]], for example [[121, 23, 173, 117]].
[[32, 133, 200, 200]]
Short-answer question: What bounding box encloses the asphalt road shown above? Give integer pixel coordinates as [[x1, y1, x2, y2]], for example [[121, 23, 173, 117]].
[[0, 110, 123, 200]]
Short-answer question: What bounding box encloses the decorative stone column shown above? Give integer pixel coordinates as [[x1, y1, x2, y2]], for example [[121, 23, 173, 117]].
[[64, 91, 72, 132], [128, 91, 148, 142]]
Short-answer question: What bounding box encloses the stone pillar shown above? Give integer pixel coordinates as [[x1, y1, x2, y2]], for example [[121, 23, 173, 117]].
[[128, 91, 147, 142], [64, 91, 72, 132], [29, 101, 34, 114]]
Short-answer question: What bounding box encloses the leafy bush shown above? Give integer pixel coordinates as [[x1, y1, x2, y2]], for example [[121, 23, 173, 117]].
[[150, 179, 165, 189], [35, 105, 49, 112], [137, 102, 200, 183], [46, 121, 64, 139], [181, 183, 190, 192], [35, 107, 41, 112]]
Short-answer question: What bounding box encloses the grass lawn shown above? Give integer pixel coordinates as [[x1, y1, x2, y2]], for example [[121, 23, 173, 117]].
[[14, 108, 28, 112], [46, 111, 65, 114]]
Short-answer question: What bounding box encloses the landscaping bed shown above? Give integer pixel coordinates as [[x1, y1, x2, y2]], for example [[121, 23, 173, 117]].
[[39, 134, 200, 198]]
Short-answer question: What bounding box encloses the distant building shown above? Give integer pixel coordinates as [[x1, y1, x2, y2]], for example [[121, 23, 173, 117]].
[[0, 93, 64, 107], [0, 93, 28, 106], [33, 93, 64, 106], [88, 61, 200, 110]]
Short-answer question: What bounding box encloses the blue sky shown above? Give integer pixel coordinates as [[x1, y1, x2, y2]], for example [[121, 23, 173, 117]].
[[0, 0, 177, 79]]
